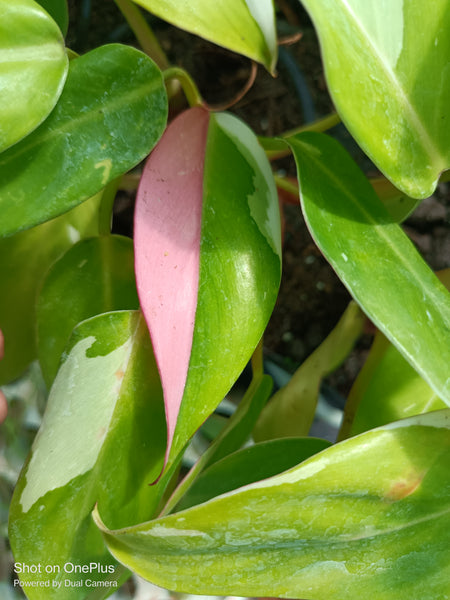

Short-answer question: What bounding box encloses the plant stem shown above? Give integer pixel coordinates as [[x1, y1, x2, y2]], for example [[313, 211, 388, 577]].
[[251, 338, 264, 378], [274, 174, 299, 196], [259, 112, 341, 159], [98, 178, 120, 235], [114, 0, 169, 69], [159, 444, 211, 517], [285, 112, 341, 138], [163, 67, 204, 107], [119, 172, 141, 192]]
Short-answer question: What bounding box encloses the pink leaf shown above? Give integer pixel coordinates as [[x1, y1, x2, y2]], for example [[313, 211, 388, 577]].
[[134, 107, 210, 462]]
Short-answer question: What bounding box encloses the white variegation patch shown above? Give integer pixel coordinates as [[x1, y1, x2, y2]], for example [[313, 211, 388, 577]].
[[20, 334, 132, 512]]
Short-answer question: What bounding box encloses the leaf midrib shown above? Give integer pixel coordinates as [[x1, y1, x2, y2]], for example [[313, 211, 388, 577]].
[[125, 503, 450, 556]]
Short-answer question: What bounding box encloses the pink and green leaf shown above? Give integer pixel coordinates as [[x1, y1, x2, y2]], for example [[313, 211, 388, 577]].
[[134, 107, 282, 472]]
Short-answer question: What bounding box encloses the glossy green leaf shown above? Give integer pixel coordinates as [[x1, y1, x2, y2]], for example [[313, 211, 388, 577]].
[[9, 311, 166, 598], [299, 0, 450, 198], [132, 0, 277, 73], [135, 108, 282, 472], [177, 437, 331, 511], [96, 410, 450, 599], [289, 132, 450, 406], [0, 194, 100, 385], [0, 43, 167, 237], [254, 301, 364, 441], [0, 0, 68, 153], [37, 235, 139, 387], [35, 0, 69, 35], [349, 333, 447, 436]]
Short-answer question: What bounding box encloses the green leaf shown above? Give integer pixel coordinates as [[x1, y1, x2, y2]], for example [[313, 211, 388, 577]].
[[176, 437, 331, 511], [0, 0, 68, 153], [9, 311, 166, 599], [349, 332, 447, 436], [0, 194, 100, 385], [254, 301, 364, 441], [35, 0, 69, 35], [299, 0, 450, 198], [37, 235, 139, 387], [288, 132, 450, 406], [0, 43, 167, 237], [95, 410, 450, 600], [132, 0, 278, 73], [161, 373, 273, 515]]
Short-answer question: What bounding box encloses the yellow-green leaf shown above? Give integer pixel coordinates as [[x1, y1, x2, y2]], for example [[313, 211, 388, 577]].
[[299, 0, 450, 197], [288, 132, 450, 407], [132, 0, 278, 72], [0, 0, 68, 152]]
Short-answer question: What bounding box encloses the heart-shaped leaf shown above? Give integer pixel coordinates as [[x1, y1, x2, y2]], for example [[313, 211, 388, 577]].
[[134, 107, 281, 472], [132, 0, 278, 73], [95, 410, 450, 600], [299, 0, 450, 197], [0, 0, 68, 153], [0, 43, 167, 237], [9, 310, 166, 598], [37, 235, 139, 387], [0, 194, 100, 385], [288, 132, 450, 406]]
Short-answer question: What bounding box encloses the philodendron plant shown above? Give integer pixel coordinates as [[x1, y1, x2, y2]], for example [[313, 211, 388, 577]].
[[2, 0, 450, 599]]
